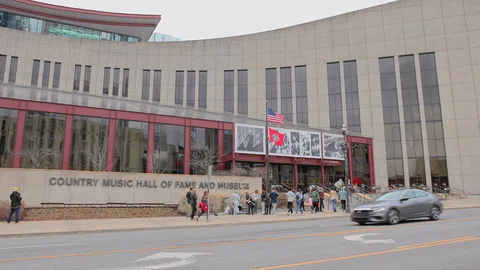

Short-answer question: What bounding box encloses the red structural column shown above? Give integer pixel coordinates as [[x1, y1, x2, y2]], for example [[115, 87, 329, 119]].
[[348, 142, 354, 185], [106, 118, 116, 172], [294, 158, 298, 190], [368, 142, 376, 187], [147, 121, 155, 173], [321, 165, 325, 187], [184, 125, 191, 175], [217, 129, 224, 171], [12, 110, 26, 168], [61, 114, 73, 170]]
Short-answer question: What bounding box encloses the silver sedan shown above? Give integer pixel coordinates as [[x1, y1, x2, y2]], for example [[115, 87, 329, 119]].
[[351, 189, 444, 225]]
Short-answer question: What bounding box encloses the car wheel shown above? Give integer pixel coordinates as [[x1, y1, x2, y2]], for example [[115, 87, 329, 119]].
[[430, 206, 440, 221], [386, 209, 400, 225], [357, 222, 366, 225]]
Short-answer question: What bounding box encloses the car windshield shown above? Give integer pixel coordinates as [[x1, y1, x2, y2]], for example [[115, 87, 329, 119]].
[[371, 191, 401, 201]]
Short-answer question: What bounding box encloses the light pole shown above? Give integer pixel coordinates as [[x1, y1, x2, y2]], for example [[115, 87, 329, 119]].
[[341, 123, 351, 213]]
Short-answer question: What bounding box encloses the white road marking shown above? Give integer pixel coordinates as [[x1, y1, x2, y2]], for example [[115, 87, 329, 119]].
[[119, 252, 213, 270], [0, 243, 79, 250], [343, 233, 395, 244], [318, 223, 352, 227]]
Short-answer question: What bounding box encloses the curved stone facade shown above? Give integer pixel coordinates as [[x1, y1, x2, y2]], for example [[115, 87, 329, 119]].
[[0, 0, 479, 193]]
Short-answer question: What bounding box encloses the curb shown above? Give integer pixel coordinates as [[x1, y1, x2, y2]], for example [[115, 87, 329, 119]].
[[0, 207, 478, 238], [0, 214, 349, 238]]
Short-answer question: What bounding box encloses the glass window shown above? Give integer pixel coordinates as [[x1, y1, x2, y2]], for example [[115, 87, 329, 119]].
[[83, 66, 91, 93], [198, 71, 207, 109], [224, 70, 234, 113], [102, 67, 110, 95], [153, 124, 185, 174], [175, 71, 184, 105], [190, 127, 218, 175], [295, 66, 308, 124], [122, 69, 129, 97], [21, 111, 65, 169], [114, 120, 149, 173], [41, 61, 50, 87], [223, 130, 233, 155], [153, 70, 161, 102], [266, 68, 278, 110], [327, 62, 343, 130], [0, 55, 6, 82], [52, 62, 61, 89], [187, 71, 195, 107], [0, 109, 18, 168], [238, 70, 248, 115], [112, 68, 120, 96], [69, 116, 109, 171], [73, 64, 81, 91], [8, 56, 18, 83], [344, 61, 361, 133], [31, 59, 40, 86], [141, 70, 150, 101], [280, 67, 293, 122]]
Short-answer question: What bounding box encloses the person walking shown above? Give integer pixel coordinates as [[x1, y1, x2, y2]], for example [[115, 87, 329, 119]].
[[189, 188, 198, 220], [339, 187, 348, 212], [196, 191, 209, 221], [286, 188, 295, 215], [232, 191, 240, 216], [319, 187, 325, 212], [261, 190, 267, 214], [186, 187, 194, 218], [252, 190, 260, 214], [330, 188, 339, 212], [265, 195, 272, 215], [295, 190, 303, 215], [7, 187, 22, 224], [311, 188, 319, 213], [302, 190, 309, 212], [269, 189, 279, 216]]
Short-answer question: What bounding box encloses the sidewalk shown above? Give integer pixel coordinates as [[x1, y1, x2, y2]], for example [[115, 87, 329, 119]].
[[0, 199, 478, 238]]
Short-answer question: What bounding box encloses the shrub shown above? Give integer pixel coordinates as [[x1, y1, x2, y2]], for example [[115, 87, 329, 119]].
[[0, 200, 27, 222], [178, 190, 227, 215]]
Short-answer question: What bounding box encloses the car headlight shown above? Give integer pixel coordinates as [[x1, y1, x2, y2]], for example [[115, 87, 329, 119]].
[[372, 207, 385, 212]]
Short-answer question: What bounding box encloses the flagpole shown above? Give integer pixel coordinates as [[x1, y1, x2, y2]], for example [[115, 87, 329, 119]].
[[265, 101, 270, 193]]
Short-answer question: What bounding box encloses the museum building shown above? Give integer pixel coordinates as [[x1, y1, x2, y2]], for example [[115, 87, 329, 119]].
[[0, 0, 478, 193]]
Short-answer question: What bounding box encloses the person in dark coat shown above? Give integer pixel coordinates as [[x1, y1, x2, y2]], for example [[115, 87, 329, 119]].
[[7, 187, 22, 224], [189, 189, 198, 220]]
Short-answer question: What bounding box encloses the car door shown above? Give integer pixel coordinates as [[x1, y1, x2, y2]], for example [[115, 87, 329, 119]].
[[413, 190, 433, 216], [398, 190, 417, 219]]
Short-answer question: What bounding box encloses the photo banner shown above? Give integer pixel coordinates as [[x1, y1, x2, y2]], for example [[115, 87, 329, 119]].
[[322, 133, 345, 160], [235, 124, 266, 155]]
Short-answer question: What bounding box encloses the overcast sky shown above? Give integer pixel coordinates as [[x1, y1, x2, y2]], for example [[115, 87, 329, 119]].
[[41, 0, 396, 40]]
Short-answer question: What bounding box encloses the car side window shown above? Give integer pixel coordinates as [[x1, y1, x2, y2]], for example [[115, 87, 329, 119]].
[[402, 190, 416, 199], [414, 190, 429, 198]]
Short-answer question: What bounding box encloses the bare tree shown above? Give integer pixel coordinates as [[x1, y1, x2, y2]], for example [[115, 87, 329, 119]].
[[231, 166, 265, 178], [190, 148, 218, 175], [20, 132, 61, 169], [81, 132, 115, 171], [150, 150, 170, 174]]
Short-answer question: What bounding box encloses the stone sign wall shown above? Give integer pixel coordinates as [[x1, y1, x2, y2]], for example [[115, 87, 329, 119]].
[[0, 169, 261, 207]]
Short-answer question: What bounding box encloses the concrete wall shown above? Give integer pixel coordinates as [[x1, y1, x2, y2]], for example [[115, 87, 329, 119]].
[[0, 169, 261, 207]]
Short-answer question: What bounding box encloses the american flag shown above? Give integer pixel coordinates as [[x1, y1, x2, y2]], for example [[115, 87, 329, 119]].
[[267, 107, 285, 126]]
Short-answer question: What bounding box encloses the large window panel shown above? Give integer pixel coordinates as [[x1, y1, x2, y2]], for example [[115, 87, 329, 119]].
[[175, 71, 184, 105], [8, 56, 18, 83], [70, 116, 109, 171], [141, 70, 150, 101], [238, 70, 248, 115], [224, 70, 234, 113], [114, 120, 149, 173], [41, 61, 50, 87], [153, 124, 185, 174], [102, 67, 110, 95], [73, 64, 81, 91], [327, 62, 343, 130], [0, 109, 17, 168], [379, 57, 404, 186], [52, 62, 61, 89], [187, 71, 195, 107], [399, 55, 426, 187], [420, 53, 448, 188], [31, 59, 40, 86], [266, 68, 278, 111], [280, 67, 293, 122], [190, 127, 218, 175], [198, 71, 207, 109], [295, 66, 308, 124], [112, 68, 120, 96], [83, 66, 91, 93], [21, 111, 65, 169], [0, 55, 6, 82], [344, 61, 361, 133], [223, 130, 233, 156], [153, 70, 161, 102], [122, 68, 129, 97]]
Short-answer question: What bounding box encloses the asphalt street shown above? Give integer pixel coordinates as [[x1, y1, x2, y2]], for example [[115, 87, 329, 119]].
[[0, 208, 479, 270]]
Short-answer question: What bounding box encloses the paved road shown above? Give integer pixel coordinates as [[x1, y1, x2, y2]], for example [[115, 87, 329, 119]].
[[0, 208, 479, 270]]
